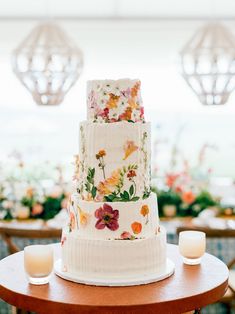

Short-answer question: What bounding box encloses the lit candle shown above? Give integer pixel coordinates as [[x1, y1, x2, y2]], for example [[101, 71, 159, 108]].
[[179, 231, 206, 265], [24, 245, 53, 285]]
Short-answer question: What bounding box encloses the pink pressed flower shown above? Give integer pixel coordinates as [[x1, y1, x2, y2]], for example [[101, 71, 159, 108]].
[[94, 104, 103, 116], [95, 203, 119, 231], [99, 107, 109, 119], [61, 236, 67, 246], [120, 231, 132, 239], [89, 90, 98, 109], [140, 106, 144, 118], [121, 88, 131, 98]]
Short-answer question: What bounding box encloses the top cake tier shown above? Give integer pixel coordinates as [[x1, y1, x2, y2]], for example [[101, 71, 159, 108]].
[[87, 79, 144, 123]]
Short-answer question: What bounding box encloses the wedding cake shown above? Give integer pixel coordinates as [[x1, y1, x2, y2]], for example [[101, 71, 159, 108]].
[[59, 79, 171, 286]]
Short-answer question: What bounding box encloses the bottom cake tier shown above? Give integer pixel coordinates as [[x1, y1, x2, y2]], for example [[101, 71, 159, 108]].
[[61, 226, 167, 280]]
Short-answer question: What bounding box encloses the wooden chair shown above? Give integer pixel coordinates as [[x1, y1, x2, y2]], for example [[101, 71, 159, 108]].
[[0, 221, 61, 254], [176, 226, 235, 313], [0, 221, 62, 314]]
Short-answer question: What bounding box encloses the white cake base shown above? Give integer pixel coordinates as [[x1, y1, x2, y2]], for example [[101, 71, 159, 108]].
[[54, 258, 175, 287]]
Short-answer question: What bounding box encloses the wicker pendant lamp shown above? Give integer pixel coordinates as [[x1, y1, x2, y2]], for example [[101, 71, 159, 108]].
[[12, 23, 83, 106], [180, 23, 235, 105]]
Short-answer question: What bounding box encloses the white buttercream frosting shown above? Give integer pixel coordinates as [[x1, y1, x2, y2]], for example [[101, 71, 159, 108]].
[[62, 227, 167, 280]]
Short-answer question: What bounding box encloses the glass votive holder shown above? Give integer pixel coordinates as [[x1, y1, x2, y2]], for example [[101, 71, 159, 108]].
[[24, 245, 54, 285], [179, 231, 206, 265]]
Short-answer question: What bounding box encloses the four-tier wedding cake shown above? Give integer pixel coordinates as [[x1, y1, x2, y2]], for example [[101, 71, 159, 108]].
[[59, 79, 171, 286]]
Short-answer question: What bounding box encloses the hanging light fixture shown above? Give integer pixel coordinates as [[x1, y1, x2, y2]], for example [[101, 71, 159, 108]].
[[12, 23, 83, 106], [180, 23, 235, 105]]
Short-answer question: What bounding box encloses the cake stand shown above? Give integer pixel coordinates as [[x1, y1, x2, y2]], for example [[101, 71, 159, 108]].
[[54, 258, 175, 287]]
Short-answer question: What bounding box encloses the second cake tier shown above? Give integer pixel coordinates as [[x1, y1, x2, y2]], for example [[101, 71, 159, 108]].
[[77, 121, 151, 202], [67, 192, 159, 240]]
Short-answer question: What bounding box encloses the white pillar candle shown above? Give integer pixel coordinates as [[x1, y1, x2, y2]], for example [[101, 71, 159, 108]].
[[179, 231, 206, 265], [24, 245, 53, 284]]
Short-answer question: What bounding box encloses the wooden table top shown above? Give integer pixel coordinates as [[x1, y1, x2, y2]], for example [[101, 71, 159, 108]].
[[0, 244, 228, 314]]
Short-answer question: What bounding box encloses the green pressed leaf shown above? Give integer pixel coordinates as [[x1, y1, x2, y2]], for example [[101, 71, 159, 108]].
[[130, 196, 140, 202], [91, 186, 97, 199], [104, 196, 112, 202], [129, 185, 134, 196], [123, 191, 130, 200], [91, 168, 95, 177], [85, 182, 91, 192], [112, 197, 122, 202]]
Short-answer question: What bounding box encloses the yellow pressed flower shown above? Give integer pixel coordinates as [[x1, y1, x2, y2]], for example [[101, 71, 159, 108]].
[[85, 193, 93, 201], [128, 98, 139, 109], [131, 81, 140, 97], [78, 206, 89, 226], [123, 141, 138, 160]]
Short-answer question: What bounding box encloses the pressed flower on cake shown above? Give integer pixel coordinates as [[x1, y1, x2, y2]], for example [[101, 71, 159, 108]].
[[131, 221, 142, 234], [120, 231, 135, 240], [95, 203, 119, 231], [106, 93, 120, 109], [123, 141, 138, 160], [77, 206, 89, 226], [96, 149, 106, 179], [140, 204, 149, 224]]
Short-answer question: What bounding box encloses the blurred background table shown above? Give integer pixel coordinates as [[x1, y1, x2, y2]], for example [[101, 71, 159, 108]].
[[0, 220, 62, 255]]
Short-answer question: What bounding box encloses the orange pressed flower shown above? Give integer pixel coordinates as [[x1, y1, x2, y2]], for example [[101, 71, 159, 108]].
[[119, 106, 132, 121], [182, 191, 196, 204], [131, 81, 140, 98], [140, 205, 149, 217], [96, 149, 106, 159], [107, 93, 120, 109], [97, 182, 112, 196], [123, 141, 138, 160], [105, 169, 121, 186], [131, 222, 142, 234]]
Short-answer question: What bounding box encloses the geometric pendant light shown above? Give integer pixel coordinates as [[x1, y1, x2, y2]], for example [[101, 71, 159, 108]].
[[12, 23, 83, 106], [180, 23, 235, 105]]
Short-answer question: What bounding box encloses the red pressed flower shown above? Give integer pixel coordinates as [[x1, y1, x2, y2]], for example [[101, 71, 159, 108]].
[[127, 170, 136, 180], [95, 203, 119, 231]]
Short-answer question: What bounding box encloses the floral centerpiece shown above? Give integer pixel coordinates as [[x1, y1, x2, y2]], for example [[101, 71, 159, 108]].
[[152, 136, 220, 217], [0, 154, 71, 220]]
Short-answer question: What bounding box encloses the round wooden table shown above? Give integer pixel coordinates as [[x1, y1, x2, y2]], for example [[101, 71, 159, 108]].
[[0, 244, 228, 314]]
